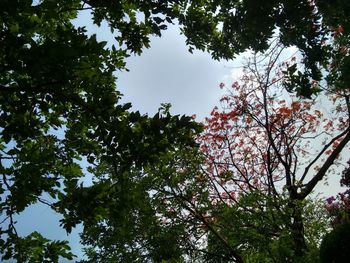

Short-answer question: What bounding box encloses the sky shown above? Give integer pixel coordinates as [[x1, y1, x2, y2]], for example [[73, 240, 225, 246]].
[[11, 9, 347, 261], [117, 25, 231, 119], [74, 11, 241, 120]]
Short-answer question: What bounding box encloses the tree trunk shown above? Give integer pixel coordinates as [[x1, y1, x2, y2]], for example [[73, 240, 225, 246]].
[[289, 200, 307, 258]]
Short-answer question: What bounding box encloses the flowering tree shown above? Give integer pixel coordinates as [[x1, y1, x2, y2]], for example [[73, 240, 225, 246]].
[[197, 43, 350, 261], [90, 42, 350, 263]]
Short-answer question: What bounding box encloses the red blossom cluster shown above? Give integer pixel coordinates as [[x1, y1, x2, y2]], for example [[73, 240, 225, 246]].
[[197, 50, 350, 207], [198, 79, 325, 203]]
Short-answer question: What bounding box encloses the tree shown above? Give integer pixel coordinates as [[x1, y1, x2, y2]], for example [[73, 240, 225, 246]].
[[76, 165, 185, 262], [79, 41, 350, 262], [62, 107, 203, 263], [176, 0, 350, 97], [74, 2, 350, 262], [195, 44, 350, 262], [0, 1, 200, 261], [204, 192, 327, 263], [81, 44, 343, 263]]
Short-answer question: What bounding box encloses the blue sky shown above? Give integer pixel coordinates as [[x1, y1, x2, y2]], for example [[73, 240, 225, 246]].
[[74, 11, 238, 120]]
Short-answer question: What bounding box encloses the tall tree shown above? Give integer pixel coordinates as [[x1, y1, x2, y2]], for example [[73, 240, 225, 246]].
[[78, 140, 205, 262], [0, 1, 200, 261], [196, 44, 350, 261], [82, 44, 344, 263]]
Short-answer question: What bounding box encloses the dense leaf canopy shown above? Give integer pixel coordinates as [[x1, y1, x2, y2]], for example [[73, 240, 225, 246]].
[[1, 0, 350, 262], [177, 0, 350, 97], [0, 0, 200, 261]]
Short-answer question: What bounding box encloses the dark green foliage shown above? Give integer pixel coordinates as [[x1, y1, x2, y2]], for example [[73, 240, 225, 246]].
[[77, 144, 204, 262], [0, 1, 200, 261], [203, 191, 328, 263], [320, 223, 350, 263], [177, 0, 350, 97], [206, 192, 282, 262], [148, 226, 184, 263], [2, 231, 74, 262], [179, 1, 327, 60]]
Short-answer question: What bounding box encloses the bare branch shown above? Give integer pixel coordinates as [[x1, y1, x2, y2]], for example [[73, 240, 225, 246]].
[[300, 129, 350, 199]]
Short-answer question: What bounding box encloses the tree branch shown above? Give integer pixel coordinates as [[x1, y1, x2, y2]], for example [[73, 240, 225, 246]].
[[300, 129, 350, 199]]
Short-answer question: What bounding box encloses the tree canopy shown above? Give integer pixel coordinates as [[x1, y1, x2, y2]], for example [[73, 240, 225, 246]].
[[0, 1, 199, 261], [177, 0, 350, 97], [195, 45, 349, 262], [1, 0, 350, 262], [79, 45, 350, 262]]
